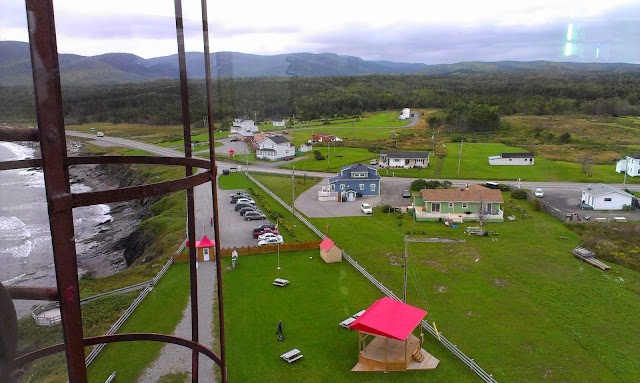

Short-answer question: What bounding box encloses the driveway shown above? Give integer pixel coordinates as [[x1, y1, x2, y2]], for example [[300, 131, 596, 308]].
[[535, 187, 640, 221]]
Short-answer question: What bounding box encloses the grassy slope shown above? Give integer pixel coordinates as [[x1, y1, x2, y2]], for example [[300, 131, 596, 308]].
[[277, 147, 377, 172], [87, 263, 190, 383]]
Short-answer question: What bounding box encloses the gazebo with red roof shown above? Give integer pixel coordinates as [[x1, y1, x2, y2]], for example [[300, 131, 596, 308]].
[[349, 297, 440, 372], [319, 237, 341, 263]]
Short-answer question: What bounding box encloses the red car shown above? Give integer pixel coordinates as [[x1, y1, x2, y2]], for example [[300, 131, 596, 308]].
[[252, 227, 280, 238]]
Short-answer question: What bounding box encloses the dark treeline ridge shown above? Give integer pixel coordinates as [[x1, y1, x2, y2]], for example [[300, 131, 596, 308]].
[[2, 71, 640, 125]]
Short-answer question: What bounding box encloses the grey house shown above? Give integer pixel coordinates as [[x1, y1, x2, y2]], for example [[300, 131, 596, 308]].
[[329, 163, 381, 198]]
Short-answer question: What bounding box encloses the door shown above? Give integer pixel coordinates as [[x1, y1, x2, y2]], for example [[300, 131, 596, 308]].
[[203, 248, 210, 262]]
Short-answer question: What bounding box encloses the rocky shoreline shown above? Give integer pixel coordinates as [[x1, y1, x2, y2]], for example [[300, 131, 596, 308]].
[[28, 140, 155, 277]]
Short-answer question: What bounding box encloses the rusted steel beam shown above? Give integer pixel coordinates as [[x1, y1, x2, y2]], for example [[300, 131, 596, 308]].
[[14, 333, 221, 368], [200, 0, 227, 380], [6, 286, 59, 301], [25, 1, 87, 382], [0, 127, 40, 142], [0, 158, 42, 171], [70, 171, 211, 208], [173, 1, 199, 381]]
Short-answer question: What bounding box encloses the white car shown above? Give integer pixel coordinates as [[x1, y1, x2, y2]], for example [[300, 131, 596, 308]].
[[369, 159, 378, 165], [258, 236, 284, 246], [257, 233, 283, 242], [361, 203, 373, 214], [534, 188, 544, 198], [96, 132, 104, 137], [235, 197, 255, 205]]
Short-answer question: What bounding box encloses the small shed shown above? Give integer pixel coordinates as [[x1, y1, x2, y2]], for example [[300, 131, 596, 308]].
[[319, 237, 342, 263], [183, 235, 215, 262]]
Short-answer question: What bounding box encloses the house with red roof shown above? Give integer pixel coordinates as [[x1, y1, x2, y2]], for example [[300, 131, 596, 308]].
[[319, 237, 341, 263]]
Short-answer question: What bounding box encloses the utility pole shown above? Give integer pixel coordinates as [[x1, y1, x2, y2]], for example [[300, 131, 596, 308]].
[[393, 171, 396, 207], [431, 133, 435, 156], [327, 140, 330, 169], [457, 140, 464, 178], [623, 162, 628, 190], [352, 121, 355, 140], [245, 140, 249, 173], [292, 166, 295, 215], [403, 236, 408, 303]]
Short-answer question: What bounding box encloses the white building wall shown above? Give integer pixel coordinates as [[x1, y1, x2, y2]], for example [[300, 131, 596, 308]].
[[488, 157, 534, 165], [626, 156, 640, 177], [582, 191, 632, 210]]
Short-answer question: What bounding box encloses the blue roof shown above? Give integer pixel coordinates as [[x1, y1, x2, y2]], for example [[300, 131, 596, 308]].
[[329, 163, 380, 183]]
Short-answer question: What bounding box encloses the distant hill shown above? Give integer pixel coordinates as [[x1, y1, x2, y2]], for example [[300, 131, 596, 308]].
[[1, 41, 640, 86]]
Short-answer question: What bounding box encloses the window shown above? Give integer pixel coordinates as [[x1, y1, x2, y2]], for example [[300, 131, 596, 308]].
[[604, 198, 612, 202], [359, 184, 364, 190], [330, 184, 335, 192], [448, 202, 454, 208], [352, 172, 368, 178], [462, 202, 468, 209], [405, 159, 410, 165], [340, 184, 345, 190], [431, 203, 440, 212], [370, 184, 376, 192]]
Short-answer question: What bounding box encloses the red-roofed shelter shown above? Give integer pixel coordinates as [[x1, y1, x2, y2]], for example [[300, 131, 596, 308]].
[[348, 297, 440, 372], [319, 237, 341, 263], [181, 235, 215, 262]]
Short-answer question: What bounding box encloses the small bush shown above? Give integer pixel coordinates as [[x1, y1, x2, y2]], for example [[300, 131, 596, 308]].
[[511, 189, 527, 199], [531, 198, 544, 211], [313, 150, 325, 160], [381, 205, 394, 213]]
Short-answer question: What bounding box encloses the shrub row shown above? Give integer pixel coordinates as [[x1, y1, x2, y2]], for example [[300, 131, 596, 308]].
[[249, 189, 296, 237]]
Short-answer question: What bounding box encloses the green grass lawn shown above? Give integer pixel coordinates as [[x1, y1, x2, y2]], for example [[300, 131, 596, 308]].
[[278, 147, 377, 172], [87, 263, 191, 383], [306, 200, 640, 383], [223, 250, 479, 383]]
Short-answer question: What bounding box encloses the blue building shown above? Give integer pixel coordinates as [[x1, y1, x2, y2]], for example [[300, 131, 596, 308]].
[[329, 163, 381, 199]]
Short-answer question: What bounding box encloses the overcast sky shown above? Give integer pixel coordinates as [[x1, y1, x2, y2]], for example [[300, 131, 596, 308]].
[[1, 0, 639, 64]]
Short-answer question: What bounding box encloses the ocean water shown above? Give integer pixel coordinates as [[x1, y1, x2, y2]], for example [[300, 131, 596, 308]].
[[0, 142, 112, 317]]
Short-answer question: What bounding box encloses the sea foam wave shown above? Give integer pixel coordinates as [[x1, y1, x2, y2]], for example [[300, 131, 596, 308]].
[[0, 142, 35, 160], [0, 216, 32, 239]]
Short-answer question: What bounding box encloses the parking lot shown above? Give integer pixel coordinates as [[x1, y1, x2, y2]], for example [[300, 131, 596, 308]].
[[218, 189, 273, 249], [529, 186, 640, 222]]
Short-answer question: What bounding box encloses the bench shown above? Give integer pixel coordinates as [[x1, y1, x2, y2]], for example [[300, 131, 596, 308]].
[[613, 217, 627, 223], [273, 278, 289, 287], [339, 317, 356, 329], [281, 348, 303, 363], [352, 310, 366, 319]]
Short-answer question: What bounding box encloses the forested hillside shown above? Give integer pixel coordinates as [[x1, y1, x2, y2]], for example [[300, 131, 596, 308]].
[[2, 71, 639, 125]]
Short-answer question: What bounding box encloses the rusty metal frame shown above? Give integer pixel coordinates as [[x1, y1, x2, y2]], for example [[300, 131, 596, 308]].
[[2, 1, 227, 382]]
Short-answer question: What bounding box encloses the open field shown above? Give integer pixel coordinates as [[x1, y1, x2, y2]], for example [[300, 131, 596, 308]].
[[278, 147, 378, 172], [223, 250, 478, 383], [304, 200, 640, 383]]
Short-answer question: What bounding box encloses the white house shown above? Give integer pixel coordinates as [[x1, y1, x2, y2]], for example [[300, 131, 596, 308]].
[[488, 152, 535, 165], [231, 118, 259, 137], [616, 154, 640, 177], [399, 108, 411, 120], [580, 184, 634, 210], [379, 151, 430, 168], [272, 119, 286, 127], [299, 142, 313, 153], [256, 135, 295, 161]]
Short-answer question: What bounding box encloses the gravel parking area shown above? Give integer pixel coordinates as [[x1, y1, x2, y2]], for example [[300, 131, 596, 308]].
[[530, 187, 640, 221]]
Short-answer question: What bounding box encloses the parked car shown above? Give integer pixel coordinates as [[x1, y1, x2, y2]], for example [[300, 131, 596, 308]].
[[283, 156, 293, 161], [231, 193, 251, 203], [229, 136, 240, 142], [252, 227, 280, 238], [258, 233, 283, 241], [239, 206, 260, 216], [244, 211, 267, 220], [534, 188, 544, 198], [235, 197, 255, 205], [96, 132, 104, 137], [361, 203, 373, 214], [369, 159, 378, 165], [577, 202, 594, 210], [402, 190, 411, 198], [234, 202, 255, 211], [282, 130, 289, 134], [258, 236, 284, 246], [254, 223, 275, 231]]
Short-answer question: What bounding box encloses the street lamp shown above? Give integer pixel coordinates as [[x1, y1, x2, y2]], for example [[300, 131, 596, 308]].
[[292, 166, 295, 216], [457, 140, 464, 178]]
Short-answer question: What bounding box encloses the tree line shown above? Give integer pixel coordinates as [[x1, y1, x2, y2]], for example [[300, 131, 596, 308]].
[[1, 71, 639, 125]]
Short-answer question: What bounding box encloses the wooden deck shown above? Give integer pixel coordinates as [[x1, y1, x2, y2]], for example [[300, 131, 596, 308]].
[[351, 334, 439, 372], [573, 247, 611, 270]]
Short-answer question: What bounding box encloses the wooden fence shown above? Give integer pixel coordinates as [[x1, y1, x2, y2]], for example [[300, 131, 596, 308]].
[[173, 241, 322, 261]]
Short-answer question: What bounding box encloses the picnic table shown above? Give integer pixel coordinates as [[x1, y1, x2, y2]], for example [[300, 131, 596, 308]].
[[281, 348, 303, 363], [352, 309, 366, 318], [339, 317, 356, 329], [273, 278, 289, 287]]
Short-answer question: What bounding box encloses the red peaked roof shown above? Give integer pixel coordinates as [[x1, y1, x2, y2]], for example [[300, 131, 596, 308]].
[[186, 235, 215, 248], [349, 297, 427, 340], [319, 237, 335, 252]]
